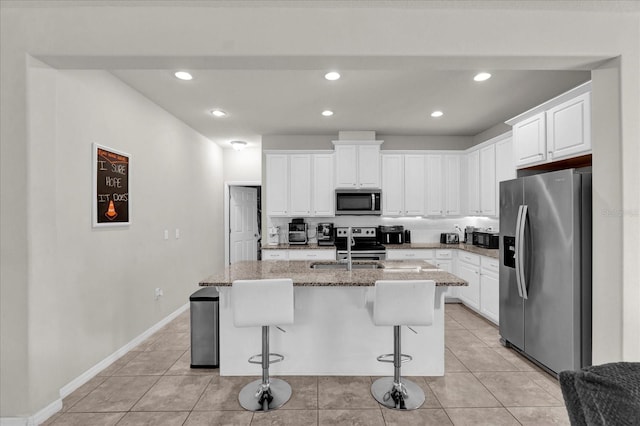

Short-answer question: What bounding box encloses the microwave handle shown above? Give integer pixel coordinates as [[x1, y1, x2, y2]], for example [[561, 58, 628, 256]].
[[371, 193, 375, 211]]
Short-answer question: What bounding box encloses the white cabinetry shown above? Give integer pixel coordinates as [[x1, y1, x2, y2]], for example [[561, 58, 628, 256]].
[[466, 150, 480, 215], [289, 154, 312, 216], [425, 154, 460, 217], [479, 144, 496, 216], [507, 81, 591, 169], [266, 154, 289, 216], [444, 155, 461, 216], [381, 154, 425, 216], [262, 250, 289, 260], [425, 155, 443, 216], [386, 249, 433, 260], [287, 249, 336, 261], [495, 135, 516, 216], [312, 154, 335, 216], [479, 257, 499, 324], [404, 155, 426, 216], [334, 141, 381, 188], [455, 251, 481, 311]]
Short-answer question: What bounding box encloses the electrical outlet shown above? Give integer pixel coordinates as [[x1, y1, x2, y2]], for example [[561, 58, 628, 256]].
[[154, 288, 164, 300], [175, 228, 180, 239], [163, 230, 169, 240]]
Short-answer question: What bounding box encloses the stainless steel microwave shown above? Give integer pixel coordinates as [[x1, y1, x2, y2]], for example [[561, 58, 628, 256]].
[[335, 189, 381, 215]]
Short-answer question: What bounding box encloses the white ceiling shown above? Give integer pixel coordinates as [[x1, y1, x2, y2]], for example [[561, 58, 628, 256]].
[[111, 66, 590, 149]]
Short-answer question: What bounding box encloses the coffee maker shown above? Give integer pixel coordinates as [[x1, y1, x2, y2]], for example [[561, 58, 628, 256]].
[[316, 223, 335, 246]]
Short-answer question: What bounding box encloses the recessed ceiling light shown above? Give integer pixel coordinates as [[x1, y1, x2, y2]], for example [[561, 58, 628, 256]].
[[324, 71, 341, 81], [431, 110, 444, 118], [230, 140, 247, 151], [174, 71, 193, 81], [322, 110, 334, 117], [210, 109, 227, 118], [473, 72, 492, 82]]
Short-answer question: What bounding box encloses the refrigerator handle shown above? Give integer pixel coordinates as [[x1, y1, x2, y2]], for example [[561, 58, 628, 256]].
[[519, 205, 529, 300], [514, 205, 524, 299]]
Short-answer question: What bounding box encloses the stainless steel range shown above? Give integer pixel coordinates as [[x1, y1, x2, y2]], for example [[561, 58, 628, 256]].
[[335, 227, 386, 260]]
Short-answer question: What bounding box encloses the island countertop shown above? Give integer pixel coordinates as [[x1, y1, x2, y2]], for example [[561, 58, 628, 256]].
[[199, 260, 467, 287]]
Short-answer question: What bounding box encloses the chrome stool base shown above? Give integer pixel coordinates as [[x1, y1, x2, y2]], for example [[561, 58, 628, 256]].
[[238, 378, 292, 412], [371, 377, 425, 410]]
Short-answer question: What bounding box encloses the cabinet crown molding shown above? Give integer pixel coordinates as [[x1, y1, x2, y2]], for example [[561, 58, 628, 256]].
[[332, 140, 383, 146]]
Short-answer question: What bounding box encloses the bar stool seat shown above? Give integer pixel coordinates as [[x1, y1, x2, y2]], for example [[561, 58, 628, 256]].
[[232, 278, 294, 412], [371, 280, 436, 410]]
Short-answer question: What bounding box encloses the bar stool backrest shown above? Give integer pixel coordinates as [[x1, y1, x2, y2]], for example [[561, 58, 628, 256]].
[[232, 278, 294, 327], [373, 280, 436, 326]]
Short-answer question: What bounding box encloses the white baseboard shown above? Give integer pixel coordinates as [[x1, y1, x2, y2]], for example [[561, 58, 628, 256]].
[[1, 302, 189, 426]]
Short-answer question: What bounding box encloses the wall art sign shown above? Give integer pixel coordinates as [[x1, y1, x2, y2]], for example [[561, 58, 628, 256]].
[[93, 143, 130, 227]]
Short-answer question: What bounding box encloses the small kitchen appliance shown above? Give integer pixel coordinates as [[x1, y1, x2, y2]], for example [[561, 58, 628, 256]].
[[316, 223, 335, 246], [288, 218, 308, 245], [267, 226, 280, 246], [335, 189, 382, 215], [440, 233, 460, 244], [473, 231, 499, 249], [464, 226, 477, 244], [335, 227, 386, 260], [378, 225, 404, 244], [404, 229, 411, 244]]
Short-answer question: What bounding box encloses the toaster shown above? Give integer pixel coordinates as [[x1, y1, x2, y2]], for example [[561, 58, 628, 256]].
[[440, 232, 460, 244]]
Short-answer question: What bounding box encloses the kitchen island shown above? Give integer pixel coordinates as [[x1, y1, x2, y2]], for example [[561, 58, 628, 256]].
[[200, 260, 466, 376]]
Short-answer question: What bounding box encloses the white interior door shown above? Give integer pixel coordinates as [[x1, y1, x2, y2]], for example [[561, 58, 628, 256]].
[[229, 186, 258, 264]]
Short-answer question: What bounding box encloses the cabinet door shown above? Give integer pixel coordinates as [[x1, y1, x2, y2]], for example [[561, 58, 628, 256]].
[[404, 155, 426, 216], [381, 154, 404, 216], [456, 261, 480, 311], [358, 144, 381, 188], [386, 249, 434, 260], [425, 155, 443, 216], [289, 154, 312, 216], [262, 250, 288, 260], [480, 271, 499, 324], [479, 144, 496, 216], [444, 155, 461, 216], [266, 154, 289, 216], [495, 136, 515, 217], [513, 111, 546, 167], [466, 150, 480, 215], [313, 154, 335, 216], [288, 249, 335, 261], [335, 145, 358, 188], [546, 91, 591, 161]]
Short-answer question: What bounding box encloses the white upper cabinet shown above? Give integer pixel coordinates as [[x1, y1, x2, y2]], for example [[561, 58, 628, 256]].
[[334, 141, 382, 188], [546, 91, 591, 161], [425, 154, 443, 216], [444, 155, 461, 216], [289, 154, 312, 216], [507, 81, 591, 169], [495, 135, 516, 216], [466, 149, 480, 215], [381, 154, 404, 216], [266, 154, 290, 216], [404, 154, 426, 216], [479, 144, 496, 216], [312, 154, 335, 216]]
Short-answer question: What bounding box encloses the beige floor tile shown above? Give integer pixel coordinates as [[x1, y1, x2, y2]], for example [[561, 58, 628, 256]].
[[445, 348, 469, 373], [183, 410, 252, 426], [165, 351, 220, 376], [475, 372, 563, 407], [445, 315, 466, 330], [318, 409, 384, 426], [193, 376, 250, 411], [449, 346, 519, 372], [525, 371, 564, 401], [382, 408, 452, 425], [47, 412, 125, 425], [468, 327, 502, 347], [146, 332, 191, 351], [116, 411, 190, 425], [445, 329, 488, 350], [445, 407, 520, 425], [251, 409, 318, 425], [490, 346, 539, 372], [279, 376, 318, 410], [134, 334, 163, 351], [132, 375, 212, 411], [97, 351, 143, 377], [318, 376, 379, 409], [114, 350, 185, 376], [426, 373, 501, 408], [507, 406, 571, 425], [162, 314, 190, 333], [61, 375, 107, 411], [404, 376, 442, 409], [68, 376, 159, 412]]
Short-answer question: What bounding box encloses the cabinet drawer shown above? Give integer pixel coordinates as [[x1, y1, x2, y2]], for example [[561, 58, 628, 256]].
[[435, 249, 452, 259], [458, 251, 480, 266], [481, 256, 500, 275], [386, 249, 434, 260], [288, 250, 335, 261], [262, 250, 288, 260]]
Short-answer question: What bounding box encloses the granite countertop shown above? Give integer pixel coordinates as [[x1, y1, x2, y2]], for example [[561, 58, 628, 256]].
[[262, 242, 498, 259], [200, 260, 467, 287]]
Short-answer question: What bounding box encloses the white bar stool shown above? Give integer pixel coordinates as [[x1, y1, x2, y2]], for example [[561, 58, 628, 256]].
[[232, 278, 294, 412], [371, 280, 436, 410]]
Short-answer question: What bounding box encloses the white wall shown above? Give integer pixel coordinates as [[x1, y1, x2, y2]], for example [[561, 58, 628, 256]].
[[24, 65, 224, 413], [223, 147, 262, 183], [1, 2, 639, 419]]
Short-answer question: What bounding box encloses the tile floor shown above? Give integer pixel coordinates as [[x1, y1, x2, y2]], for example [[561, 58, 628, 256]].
[[43, 303, 570, 425]]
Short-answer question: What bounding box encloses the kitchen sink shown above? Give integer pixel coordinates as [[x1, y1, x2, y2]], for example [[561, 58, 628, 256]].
[[310, 262, 384, 270]]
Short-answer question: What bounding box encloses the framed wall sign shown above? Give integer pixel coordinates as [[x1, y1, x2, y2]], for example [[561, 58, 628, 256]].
[[93, 143, 130, 227]]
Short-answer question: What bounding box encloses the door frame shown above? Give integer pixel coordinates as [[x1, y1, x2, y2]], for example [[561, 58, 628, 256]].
[[224, 180, 261, 265]]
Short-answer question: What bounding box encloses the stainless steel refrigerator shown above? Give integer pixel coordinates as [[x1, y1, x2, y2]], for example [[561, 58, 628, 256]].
[[499, 169, 592, 375]]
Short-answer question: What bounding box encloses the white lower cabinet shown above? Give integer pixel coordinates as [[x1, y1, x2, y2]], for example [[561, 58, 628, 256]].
[[455, 252, 500, 324], [386, 249, 434, 260], [455, 253, 481, 311], [262, 250, 289, 260], [263, 249, 335, 261]]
